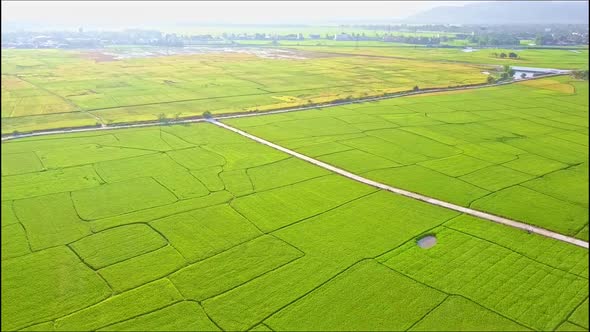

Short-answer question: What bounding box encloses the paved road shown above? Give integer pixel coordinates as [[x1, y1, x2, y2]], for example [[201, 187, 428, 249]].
[[1, 73, 567, 142], [210, 120, 589, 249]]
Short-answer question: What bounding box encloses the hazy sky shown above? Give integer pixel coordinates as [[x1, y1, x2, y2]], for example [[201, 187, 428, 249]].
[[2, 1, 479, 27]]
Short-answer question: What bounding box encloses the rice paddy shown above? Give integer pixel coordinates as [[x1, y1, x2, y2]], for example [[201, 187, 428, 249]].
[[226, 76, 589, 240], [1, 46, 588, 332], [284, 44, 590, 70], [2, 48, 489, 134]]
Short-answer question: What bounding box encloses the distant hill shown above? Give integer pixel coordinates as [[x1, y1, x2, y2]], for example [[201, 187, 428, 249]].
[[405, 1, 589, 25]]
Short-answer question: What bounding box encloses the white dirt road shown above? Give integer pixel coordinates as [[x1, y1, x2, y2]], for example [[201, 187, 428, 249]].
[[210, 119, 589, 249]]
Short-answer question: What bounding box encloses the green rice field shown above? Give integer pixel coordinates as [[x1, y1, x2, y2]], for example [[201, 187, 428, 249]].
[[225, 76, 589, 240], [2, 48, 489, 134], [2, 112, 588, 330], [284, 44, 590, 70], [1, 44, 589, 332]]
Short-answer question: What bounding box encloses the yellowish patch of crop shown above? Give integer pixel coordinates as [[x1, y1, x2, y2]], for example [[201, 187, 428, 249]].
[[519, 79, 575, 94]]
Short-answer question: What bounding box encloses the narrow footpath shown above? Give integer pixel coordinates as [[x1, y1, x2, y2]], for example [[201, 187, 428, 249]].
[[210, 119, 589, 249]]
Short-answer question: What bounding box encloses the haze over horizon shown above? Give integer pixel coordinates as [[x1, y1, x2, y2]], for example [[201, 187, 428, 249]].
[[3, 1, 481, 30]]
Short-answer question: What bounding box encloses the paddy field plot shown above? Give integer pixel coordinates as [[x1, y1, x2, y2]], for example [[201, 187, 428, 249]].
[[284, 44, 590, 70], [1, 121, 588, 331], [1, 48, 489, 133], [225, 76, 589, 240]]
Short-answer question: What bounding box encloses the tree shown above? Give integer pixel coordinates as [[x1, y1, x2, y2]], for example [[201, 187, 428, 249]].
[[158, 113, 169, 125], [12, 130, 19, 137], [174, 113, 181, 122], [502, 65, 514, 77], [499, 53, 507, 58], [413, 85, 419, 91], [508, 52, 518, 58], [202, 111, 213, 119], [487, 76, 495, 84], [571, 70, 589, 80]]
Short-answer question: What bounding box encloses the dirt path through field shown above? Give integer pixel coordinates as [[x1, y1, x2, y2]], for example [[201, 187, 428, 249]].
[[210, 119, 589, 249]]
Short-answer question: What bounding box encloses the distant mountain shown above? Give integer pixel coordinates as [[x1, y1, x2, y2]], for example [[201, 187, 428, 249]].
[[405, 1, 589, 25]]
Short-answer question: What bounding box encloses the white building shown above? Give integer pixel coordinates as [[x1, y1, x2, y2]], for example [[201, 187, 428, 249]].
[[333, 33, 352, 41]]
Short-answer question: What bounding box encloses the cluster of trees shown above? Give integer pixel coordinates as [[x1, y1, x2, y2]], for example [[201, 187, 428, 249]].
[[535, 33, 589, 46], [492, 52, 519, 59], [382, 35, 449, 45], [571, 70, 589, 80], [486, 65, 517, 84], [499, 65, 516, 80], [467, 34, 520, 46], [157, 113, 184, 124]]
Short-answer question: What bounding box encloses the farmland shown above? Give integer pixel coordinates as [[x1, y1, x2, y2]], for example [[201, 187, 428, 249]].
[[2, 119, 588, 331], [1, 27, 589, 332], [225, 76, 589, 240], [283, 44, 590, 69], [1, 47, 491, 134]]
